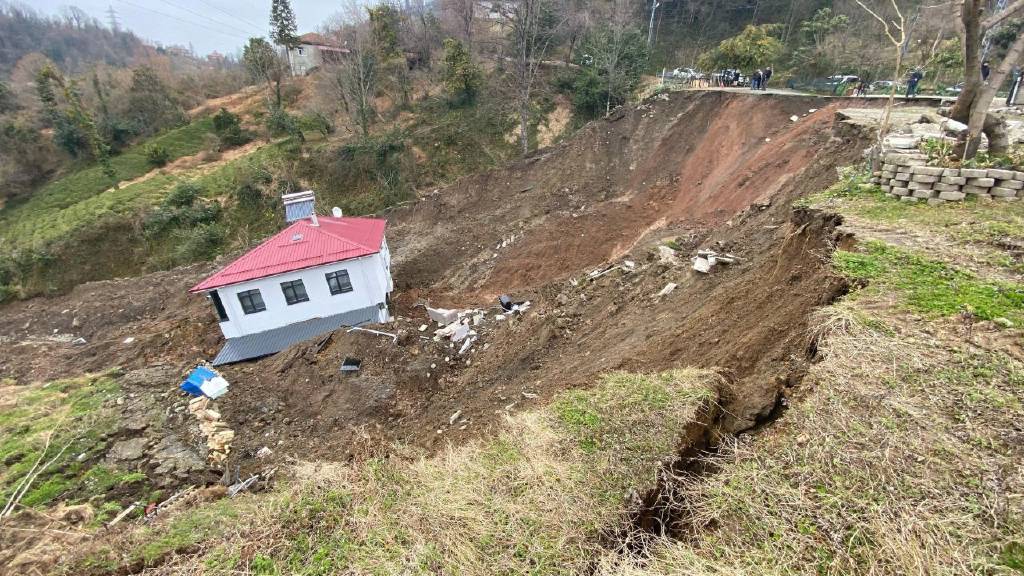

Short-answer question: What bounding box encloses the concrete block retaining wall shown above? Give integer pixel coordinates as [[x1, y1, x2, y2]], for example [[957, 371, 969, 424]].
[[869, 152, 1024, 204]]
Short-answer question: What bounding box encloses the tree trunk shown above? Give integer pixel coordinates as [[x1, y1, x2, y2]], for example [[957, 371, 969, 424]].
[[519, 96, 530, 155], [949, 0, 983, 122], [962, 31, 1024, 157]]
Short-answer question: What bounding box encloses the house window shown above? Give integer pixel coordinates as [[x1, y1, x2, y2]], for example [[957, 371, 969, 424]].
[[297, 47, 304, 55], [210, 290, 229, 322], [280, 279, 309, 305], [326, 270, 353, 295], [237, 289, 266, 314]]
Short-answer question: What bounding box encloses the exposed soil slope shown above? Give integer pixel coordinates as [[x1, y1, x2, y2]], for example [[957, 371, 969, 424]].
[[0, 91, 878, 468]]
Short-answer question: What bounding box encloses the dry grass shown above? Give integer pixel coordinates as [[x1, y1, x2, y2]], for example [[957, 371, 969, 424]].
[[70, 369, 721, 575], [606, 302, 1024, 575]]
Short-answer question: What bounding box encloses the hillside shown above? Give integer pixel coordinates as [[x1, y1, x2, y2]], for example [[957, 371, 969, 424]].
[[2, 0, 1024, 573], [3, 90, 1020, 574]]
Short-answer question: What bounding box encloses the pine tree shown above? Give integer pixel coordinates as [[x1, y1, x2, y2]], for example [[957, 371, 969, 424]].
[[269, 0, 298, 48]]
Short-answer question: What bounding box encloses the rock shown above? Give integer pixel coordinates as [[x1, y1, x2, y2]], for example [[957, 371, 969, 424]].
[[121, 365, 179, 388], [71, 317, 81, 329], [256, 446, 274, 458], [885, 136, 919, 149], [72, 337, 87, 346], [658, 245, 680, 265], [993, 317, 1014, 329], [937, 191, 966, 201], [555, 293, 569, 306], [108, 437, 148, 461]]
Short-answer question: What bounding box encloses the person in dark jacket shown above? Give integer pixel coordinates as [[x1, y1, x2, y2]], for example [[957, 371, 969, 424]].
[[762, 66, 773, 90], [906, 69, 923, 99], [982, 61, 991, 82], [733, 69, 741, 86], [752, 69, 763, 90]]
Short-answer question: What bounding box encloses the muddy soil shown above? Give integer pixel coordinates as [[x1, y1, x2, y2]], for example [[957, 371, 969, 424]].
[[0, 91, 879, 484]]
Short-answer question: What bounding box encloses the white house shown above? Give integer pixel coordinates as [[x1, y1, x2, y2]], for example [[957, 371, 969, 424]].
[[287, 32, 349, 76], [191, 192, 393, 365]]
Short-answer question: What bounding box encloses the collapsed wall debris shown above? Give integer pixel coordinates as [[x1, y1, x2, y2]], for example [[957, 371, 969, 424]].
[[187, 396, 234, 465]]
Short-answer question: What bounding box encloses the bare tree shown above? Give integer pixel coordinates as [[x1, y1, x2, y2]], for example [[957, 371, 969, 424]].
[[325, 5, 379, 137], [500, 0, 564, 155], [855, 0, 906, 164], [443, 0, 477, 53], [947, 0, 1024, 159], [561, 0, 592, 66]]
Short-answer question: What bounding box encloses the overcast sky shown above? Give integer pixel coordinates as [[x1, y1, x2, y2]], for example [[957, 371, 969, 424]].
[[32, 0, 346, 57]]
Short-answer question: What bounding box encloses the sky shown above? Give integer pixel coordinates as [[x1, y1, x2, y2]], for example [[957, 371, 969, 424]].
[[31, 0, 347, 56]]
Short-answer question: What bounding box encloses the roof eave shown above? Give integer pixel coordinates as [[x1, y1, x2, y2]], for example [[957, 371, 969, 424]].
[[189, 249, 380, 294]]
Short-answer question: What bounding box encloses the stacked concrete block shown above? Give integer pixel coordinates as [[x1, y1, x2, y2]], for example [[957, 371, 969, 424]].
[[872, 153, 1024, 203]]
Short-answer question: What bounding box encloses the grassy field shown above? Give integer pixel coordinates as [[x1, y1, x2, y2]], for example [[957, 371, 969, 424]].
[[0, 118, 216, 251]]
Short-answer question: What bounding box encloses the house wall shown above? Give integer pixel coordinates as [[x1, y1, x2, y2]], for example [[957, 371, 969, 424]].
[[213, 242, 392, 339], [288, 44, 321, 76]]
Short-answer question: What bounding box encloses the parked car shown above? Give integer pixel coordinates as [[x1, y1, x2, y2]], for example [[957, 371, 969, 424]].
[[672, 67, 704, 80], [942, 82, 964, 95], [870, 80, 902, 92], [826, 74, 860, 86]]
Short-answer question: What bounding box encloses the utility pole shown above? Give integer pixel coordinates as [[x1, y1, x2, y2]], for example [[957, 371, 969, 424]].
[[647, 0, 660, 47], [106, 5, 120, 31]]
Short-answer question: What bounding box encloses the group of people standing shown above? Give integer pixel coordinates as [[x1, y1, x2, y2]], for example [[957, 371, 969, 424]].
[[750, 67, 773, 91], [714, 66, 773, 89]]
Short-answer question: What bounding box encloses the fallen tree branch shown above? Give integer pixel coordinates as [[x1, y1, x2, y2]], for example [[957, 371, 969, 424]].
[[1, 435, 76, 521]]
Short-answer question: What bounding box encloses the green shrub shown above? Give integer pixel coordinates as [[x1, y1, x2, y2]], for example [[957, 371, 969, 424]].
[[145, 144, 171, 167], [164, 181, 202, 208], [170, 222, 225, 262], [265, 107, 303, 141], [212, 107, 250, 148]]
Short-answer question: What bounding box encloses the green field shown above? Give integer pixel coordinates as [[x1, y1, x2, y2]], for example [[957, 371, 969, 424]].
[[0, 118, 216, 251]]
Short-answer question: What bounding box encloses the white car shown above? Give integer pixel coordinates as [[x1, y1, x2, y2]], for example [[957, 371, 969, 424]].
[[672, 67, 704, 80]]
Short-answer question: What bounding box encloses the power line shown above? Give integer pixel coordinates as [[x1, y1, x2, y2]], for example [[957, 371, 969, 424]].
[[155, 0, 264, 37], [115, 0, 251, 41], [193, 0, 267, 35]]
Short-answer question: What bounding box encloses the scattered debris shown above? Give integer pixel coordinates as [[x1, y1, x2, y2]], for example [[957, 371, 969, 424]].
[[658, 245, 680, 265], [255, 446, 274, 459], [790, 115, 799, 122], [200, 376, 229, 400], [346, 326, 398, 343], [418, 324, 428, 332], [449, 410, 462, 425], [106, 502, 140, 527], [180, 366, 227, 398], [657, 283, 678, 297], [427, 307, 459, 325], [71, 337, 87, 346], [692, 249, 740, 274], [340, 357, 362, 372], [123, 337, 135, 344]]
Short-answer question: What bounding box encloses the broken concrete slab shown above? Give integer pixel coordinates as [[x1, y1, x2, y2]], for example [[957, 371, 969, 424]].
[[427, 307, 459, 325]]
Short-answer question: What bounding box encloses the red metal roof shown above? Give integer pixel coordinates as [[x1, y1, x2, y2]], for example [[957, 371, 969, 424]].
[[190, 216, 386, 293]]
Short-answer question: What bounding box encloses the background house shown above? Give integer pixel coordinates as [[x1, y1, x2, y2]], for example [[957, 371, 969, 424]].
[[287, 32, 349, 76], [191, 192, 392, 365]]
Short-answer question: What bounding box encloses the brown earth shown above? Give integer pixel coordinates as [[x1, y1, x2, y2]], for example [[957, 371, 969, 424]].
[[0, 91, 882, 487]]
